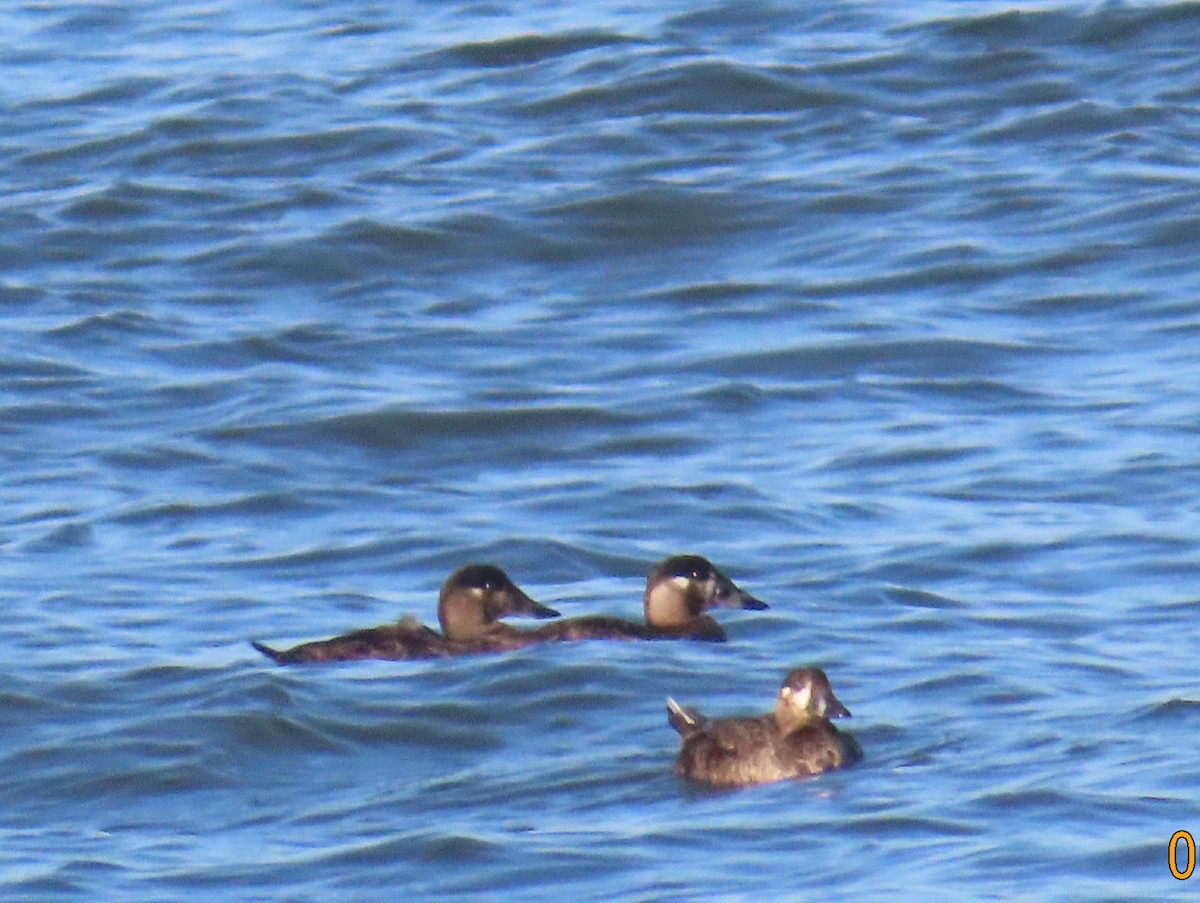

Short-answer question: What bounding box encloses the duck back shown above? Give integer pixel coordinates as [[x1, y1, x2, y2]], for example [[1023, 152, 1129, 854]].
[[674, 714, 859, 786], [528, 614, 727, 643], [253, 619, 453, 664]]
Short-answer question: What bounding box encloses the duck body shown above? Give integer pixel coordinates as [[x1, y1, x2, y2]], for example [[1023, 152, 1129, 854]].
[[252, 618, 453, 664], [667, 667, 860, 787], [528, 614, 728, 643], [251, 564, 558, 665]]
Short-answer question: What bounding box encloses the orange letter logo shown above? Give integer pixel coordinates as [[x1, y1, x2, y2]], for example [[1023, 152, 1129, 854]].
[[1170, 831, 1196, 880]]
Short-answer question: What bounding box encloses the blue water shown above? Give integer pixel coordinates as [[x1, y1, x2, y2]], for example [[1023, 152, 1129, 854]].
[[4, 0, 1200, 899]]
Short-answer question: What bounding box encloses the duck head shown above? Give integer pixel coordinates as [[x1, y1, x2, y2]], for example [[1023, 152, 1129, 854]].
[[437, 564, 559, 641], [773, 666, 851, 733], [643, 554, 768, 628]]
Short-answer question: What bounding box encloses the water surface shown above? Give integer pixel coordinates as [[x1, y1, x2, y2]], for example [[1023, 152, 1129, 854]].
[[4, 1, 1200, 900]]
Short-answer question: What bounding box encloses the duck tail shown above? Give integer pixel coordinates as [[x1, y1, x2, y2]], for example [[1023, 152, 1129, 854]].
[[666, 696, 704, 737], [251, 640, 284, 664]]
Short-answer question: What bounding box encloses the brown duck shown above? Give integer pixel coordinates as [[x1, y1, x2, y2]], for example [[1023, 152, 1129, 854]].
[[527, 554, 768, 643], [667, 666, 861, 786], [251, 564, 559, 664]]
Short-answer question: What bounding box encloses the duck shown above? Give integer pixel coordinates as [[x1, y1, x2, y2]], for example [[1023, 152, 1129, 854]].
[[251, 563, 560, 664], [667, 666, 861, 786], [527, 554, 768, 643]]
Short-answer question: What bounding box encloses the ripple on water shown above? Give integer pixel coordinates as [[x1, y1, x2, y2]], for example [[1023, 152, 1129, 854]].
[[433, 30, 641, 69]]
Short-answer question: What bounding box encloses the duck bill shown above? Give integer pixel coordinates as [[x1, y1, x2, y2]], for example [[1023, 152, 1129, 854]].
[[510, 589, 560, 620], [825, 694, 851, 719], [713, 577, 769, 611]]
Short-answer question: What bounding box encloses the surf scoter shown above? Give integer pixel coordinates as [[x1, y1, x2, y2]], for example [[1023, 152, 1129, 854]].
[[527, 554, 768, 643], [251, 563, 559, 664], [667, 666, 861, 786]]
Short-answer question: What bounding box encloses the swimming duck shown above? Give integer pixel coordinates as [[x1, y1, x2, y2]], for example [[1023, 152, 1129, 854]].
[[667, 666, 861, 786], [528, 554, 768, 643], [251, 564, 560, 664]]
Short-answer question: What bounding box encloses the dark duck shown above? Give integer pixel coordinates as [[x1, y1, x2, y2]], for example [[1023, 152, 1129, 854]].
[[251, 564, 559, 664], [667, 666, 861, 787], [528, 554, 768, 643]]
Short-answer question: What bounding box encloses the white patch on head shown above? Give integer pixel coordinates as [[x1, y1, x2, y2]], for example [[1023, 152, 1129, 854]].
[[671, 575, 692, 590], [793, 684, 812, 712]]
